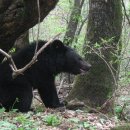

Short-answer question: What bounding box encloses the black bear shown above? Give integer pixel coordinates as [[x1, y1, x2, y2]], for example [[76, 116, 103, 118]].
[[0, 40, 91, 112]]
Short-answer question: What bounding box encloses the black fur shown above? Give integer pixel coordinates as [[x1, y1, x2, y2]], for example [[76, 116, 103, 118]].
[[0, 40, 91, 112]]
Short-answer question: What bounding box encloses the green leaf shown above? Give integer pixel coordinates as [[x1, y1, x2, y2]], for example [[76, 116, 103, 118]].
[[69, 118, 79, 123], [115, 106, 122, 113], [94, 42, 100, 48], [44, 114, 61, 126], [0, 121, 17, 130], [127, 71, 130, 76], [83, 122, 90, 128], [0, 108, 5, 113]]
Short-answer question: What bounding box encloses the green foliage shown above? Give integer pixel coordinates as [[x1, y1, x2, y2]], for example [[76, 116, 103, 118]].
[[69, 118, 97, 130], [34, 105, 45, 113], [114, 101, 130, 121], [72, 13, 82, 22], [81, 122, 96, 130], [119, 68, 130, 84], [0, 111, 42, 130], [69, 117, 80, 123], [9, 47, 16, 53], [100, 37, 115, 45], [43, 114, 61, 126], [0, 121, 17, 130], [16, 115, 28, 124], [94, 42, 101, 49], [0, 108, 6, 113], [15, 114, 37, 130], [114, 105, 123, 119]]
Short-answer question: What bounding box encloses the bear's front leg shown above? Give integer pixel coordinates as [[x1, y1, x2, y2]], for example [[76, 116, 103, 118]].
[[38, 80, 64, 108]]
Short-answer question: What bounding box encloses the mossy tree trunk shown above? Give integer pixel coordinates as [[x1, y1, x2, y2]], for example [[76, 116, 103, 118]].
[[67, 0, 122, 112]]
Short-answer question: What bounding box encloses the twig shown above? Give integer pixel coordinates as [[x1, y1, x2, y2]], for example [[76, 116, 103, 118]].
[[31, 28, 35, 42], [0, 49, 17, 71], [35, 0, 41, 54], [34, 96, 43, 104], [87, 45, 118, 86]]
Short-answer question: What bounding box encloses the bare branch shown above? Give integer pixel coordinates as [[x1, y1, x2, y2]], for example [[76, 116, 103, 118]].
[[0, 49, 11, 59], [0, 49, 17, 70], [35, 0, 41, 54]]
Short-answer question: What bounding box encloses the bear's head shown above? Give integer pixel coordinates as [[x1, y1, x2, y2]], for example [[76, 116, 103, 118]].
[[48, 40, 91, 75]]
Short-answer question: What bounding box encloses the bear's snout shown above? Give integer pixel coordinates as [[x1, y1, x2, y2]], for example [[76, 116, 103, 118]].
[[80, 61, 91, 74]]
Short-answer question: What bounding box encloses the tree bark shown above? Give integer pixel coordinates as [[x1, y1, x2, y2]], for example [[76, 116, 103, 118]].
[[0, 0, 58, 61], [67, 0, 122, 113], [61, 0, 85, 84]]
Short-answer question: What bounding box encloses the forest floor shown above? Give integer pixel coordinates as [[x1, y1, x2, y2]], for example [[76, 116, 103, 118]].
[[0, 103, 119, 130], [0, 80, 129, 130]]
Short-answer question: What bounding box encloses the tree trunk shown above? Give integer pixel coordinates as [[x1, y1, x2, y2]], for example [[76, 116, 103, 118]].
[[63, 0, 85, 45], [0, 0, 58, 61], [67, 0, 122, 113], [62, 0, 85, 84]]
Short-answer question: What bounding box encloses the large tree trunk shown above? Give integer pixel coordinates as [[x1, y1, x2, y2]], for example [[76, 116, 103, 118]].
[[0, 0, 58, 61], [67, 0, 122, 113]]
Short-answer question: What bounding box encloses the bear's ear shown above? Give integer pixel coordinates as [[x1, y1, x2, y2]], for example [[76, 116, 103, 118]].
[[52, 40, 65, 51]]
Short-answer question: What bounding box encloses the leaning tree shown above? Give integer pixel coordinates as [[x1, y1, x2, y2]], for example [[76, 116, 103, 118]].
[[0, 0, 58, 61]]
